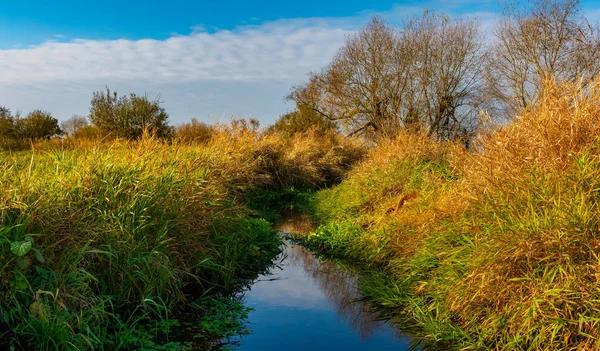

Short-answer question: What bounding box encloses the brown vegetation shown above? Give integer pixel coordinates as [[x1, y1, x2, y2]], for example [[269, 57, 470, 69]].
[[309, 78, 600, 350]]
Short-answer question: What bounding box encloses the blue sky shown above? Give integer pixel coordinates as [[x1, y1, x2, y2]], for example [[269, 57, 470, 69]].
[[1, 0, 599, 125], [0, 0, 501, 48]]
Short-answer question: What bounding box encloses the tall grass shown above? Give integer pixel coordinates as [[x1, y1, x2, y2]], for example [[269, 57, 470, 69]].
[[0, 127, 364, 349], [305, 80, 600, 350]]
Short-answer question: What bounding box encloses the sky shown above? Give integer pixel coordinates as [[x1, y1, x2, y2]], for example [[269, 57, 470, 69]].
[[1, 0, 600, 126]]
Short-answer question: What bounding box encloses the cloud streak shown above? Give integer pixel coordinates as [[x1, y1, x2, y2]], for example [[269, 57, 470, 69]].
[[0, 21, 352, 85]]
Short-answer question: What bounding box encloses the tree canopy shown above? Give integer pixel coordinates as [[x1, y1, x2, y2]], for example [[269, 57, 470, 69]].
[[0, 107, 62, 145]]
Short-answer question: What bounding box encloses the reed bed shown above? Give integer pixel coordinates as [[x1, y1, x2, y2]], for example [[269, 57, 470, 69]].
[[306, 80, 600, 350]]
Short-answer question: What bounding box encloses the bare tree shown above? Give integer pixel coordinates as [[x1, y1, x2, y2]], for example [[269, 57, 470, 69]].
[[404, 11, 486, 141], [291, 17, 403, 140], [61, 115, 89, 137], [289, 13, 485, 142], [486, 0, 600, 117]]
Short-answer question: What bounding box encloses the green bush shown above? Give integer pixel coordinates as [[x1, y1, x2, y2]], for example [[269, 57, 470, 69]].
[[89, 88, 174, 140]]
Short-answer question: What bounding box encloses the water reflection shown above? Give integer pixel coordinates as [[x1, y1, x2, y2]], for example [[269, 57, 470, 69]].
[[275, 210, 316, 234], [231, 213, 416, 350], [286, 243, 392, 341]]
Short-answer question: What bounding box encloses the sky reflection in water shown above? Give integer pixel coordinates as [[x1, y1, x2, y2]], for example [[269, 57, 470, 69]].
[[232, 216, 417, 350]]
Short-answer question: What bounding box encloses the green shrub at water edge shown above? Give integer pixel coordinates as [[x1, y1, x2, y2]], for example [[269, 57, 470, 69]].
[[0, 140, 282, 349]]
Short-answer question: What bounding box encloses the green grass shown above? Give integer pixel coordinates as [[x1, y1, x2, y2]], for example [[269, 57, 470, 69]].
[[0, 127, 364, 349], [0, 139, 296, 349]]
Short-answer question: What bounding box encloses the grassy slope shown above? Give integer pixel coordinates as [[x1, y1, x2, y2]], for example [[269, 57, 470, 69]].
[[306, 81, 600, 350], [0, 128, 364, 350]]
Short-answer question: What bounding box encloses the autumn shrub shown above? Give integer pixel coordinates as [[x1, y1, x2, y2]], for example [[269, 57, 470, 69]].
[[444, 80, 600, 349], [175, 118, 214, 144], [251, 128, 366, 190], [206, 123, 365, 192], [266, 109, 336, 138], [0, 109, 62, 150], [89, 88, 174, 140]]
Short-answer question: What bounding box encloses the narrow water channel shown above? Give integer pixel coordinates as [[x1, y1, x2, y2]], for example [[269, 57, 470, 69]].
[[228, 214, 418, 350]]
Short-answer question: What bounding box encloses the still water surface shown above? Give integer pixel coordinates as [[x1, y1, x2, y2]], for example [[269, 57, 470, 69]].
[[230, 215, 417, 350]]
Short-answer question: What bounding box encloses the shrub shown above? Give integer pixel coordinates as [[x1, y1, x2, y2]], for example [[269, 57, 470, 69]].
[[72, 124, 103, 140], [0, 108, 62, 150], [17, 110, 62, 141], [175, 118, 214, 144], [89, 88, 174, 140], [267, 109, 336, 138]]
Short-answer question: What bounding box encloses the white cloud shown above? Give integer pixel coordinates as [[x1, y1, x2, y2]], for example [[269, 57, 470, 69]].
[[190, 24, 207, 33], [0, 4, 502, 125], [0, 20, 351, 85]]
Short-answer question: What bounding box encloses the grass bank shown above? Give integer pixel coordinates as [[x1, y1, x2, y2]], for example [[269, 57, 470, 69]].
[[304, 80, 600, 350], [0, 126, 364, 350]]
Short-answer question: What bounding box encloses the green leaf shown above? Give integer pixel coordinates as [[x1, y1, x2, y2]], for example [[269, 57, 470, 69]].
[[16, 257, 31, 270], [11, 270, 28, 290], [32, 248, 45, 264], [11, 241, 32, 257]]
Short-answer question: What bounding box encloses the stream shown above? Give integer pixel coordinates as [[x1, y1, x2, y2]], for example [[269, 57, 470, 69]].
[[227, 213, 419, 350]]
